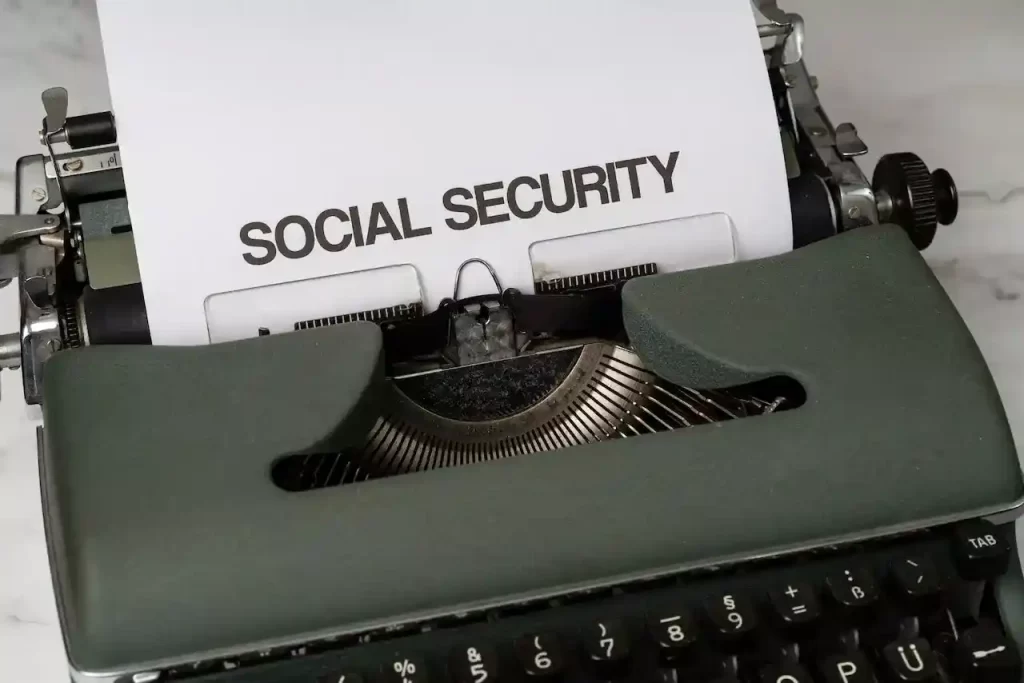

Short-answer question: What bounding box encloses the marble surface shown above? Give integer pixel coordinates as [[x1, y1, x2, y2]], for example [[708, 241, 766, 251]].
[[1, 1, 1023, 680]]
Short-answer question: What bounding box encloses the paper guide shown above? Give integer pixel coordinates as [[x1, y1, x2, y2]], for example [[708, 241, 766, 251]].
[[95, 0, 791, 345]]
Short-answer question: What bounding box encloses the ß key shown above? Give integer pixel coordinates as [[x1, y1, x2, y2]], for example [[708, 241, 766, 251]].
[[826, 567, 879, 612]]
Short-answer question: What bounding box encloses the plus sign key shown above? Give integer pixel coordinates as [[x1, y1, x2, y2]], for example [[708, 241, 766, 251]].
[[769, 582, 820, 628]]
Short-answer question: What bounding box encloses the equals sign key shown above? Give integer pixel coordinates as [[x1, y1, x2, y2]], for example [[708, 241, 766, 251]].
[[770, 582, 821, 627]]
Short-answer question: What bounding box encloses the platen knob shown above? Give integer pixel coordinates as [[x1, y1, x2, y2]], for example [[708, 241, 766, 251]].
[[872, 152, 959, 250]]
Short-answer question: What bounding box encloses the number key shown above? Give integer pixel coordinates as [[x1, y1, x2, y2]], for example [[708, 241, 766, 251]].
[[381, 656, 428, 683], [704, 592, 757, 641], [318, 672, 364, 683], [514, 633, 564, 679], [450, 644, 500, 683], [647, 609, 699, 664], [582, 619, 630, 678]]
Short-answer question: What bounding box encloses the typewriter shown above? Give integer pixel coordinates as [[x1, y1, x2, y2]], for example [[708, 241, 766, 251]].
[[2, 3, 1022, 683]]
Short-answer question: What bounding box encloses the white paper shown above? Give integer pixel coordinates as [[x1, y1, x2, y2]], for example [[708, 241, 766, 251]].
[[96, 0, 791, 345], [529, 213, 737, 286], [206, 264, 422, 343]]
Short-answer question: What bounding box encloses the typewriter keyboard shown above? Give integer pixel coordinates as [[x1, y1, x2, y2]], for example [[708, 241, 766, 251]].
[[176, 520, 1021, 683]]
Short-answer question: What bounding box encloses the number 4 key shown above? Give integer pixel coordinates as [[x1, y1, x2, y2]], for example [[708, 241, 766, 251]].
[[319, 672, 364, 683]]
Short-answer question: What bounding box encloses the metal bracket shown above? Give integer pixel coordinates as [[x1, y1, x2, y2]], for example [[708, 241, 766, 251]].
[[0, 214, 61, 287], [2, 155, 63, 405], [0, 214, 61, 251], [784, 60, 878, 230], [755, 0, 804, 66]]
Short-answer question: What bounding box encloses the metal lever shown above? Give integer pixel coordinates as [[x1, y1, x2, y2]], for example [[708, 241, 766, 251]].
[[42, 87, 68, 135], [41, 87, 70, 211]]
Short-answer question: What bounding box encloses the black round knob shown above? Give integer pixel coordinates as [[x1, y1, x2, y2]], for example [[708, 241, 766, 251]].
[[932, 168, 959, 225], [872, 152, 959, 250]]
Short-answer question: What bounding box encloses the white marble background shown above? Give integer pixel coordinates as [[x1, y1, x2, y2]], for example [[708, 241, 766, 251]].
[[0, 1, 1022, 680]]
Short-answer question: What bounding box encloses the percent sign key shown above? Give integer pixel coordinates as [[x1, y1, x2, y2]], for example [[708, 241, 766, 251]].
[[383, 656, 429, 683]]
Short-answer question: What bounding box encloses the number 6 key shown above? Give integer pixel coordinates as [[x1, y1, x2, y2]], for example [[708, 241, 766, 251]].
[[514, 633, 565, 679]]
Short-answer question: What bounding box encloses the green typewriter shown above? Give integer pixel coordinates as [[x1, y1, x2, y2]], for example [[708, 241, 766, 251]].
[[0, 4, 1020, 683]]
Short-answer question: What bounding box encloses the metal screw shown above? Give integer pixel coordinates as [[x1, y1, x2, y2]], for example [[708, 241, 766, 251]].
[[809, 75, 819, 90], [43, 216, 58, 226], [30, 187, 47, 203], [848, 206, 862, 219], [46, 338, 62, 353], [63, 158, 84, 172]]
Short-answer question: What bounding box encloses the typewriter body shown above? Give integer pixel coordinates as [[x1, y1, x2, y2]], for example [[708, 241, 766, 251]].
[[3, 4, 1024, 683]]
